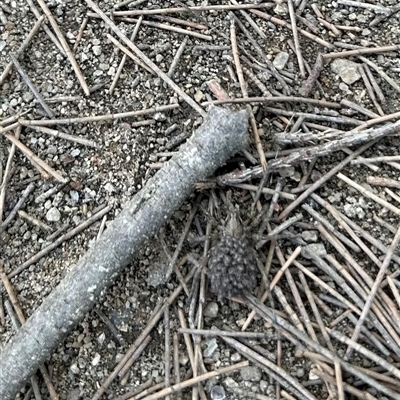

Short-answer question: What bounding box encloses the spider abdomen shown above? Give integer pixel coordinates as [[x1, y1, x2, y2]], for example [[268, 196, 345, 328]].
[[208, 233, 257, 299]]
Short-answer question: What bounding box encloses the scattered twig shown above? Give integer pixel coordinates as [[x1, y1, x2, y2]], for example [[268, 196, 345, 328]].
[[366, 176, 400, 190], [118, 335, 153, 380], [0, 126, 21, 224], [324, 45, 400, 59], [201, 96, 340, 109], [0, 16, 45, 84], [370, 4, 400, 27], [37, 0, 90, 95], [288, 0, 305, 77], [173, 333, 182, 400], [0, 122, 21, 135], [113, 0, 147, 10], [362, 64, 386, 106], [241, 246, 302, 331], [27, 125, 97, 147], [164, 308, 171, 400], [95, 267, 199, 400], [1, 132, 65, 182], [178, 328, 272, 339], [315, 225, 400, 350], [385, 188, 400, 205], [26, 0, 66, 56], [107, 34, 156, 75], [256, 214, 303, 249], [336, 0, 390, 13], [17, 210, 52, 232], [150, 15, 208, 31], [341, 99, 380, 119], [0, 183, 36, 231], [101, 3, 275, 17], [299, 53, 324, 97], [221, 334, 316, 400], [359, 56, 400, 94], [230, 17, 267, 169], [8, 205, 111, 278], [264, 106, 362, 125], [0, 263, 59, 400], [117, 17, 212, 41], [271, 120, 400, 175], [19, 104, 179, 125], [312, 368, 377, 400], [85, 0, 206, 117], [277, 137, 387, 220], [166, 204, 199, 282], [168, 37, 189, 78], [244, 294, 400, 399], [250, 9, 334, 49], [337, 173, 400, 216], [137, 361, 249, 400], [72, 16, 89, 53], [302, 204, 360, 253], [387, 276, 400, 311], [229, 0, 266, 39], [94, 308, 126, 346], [345, 223, 400, 359], [110, 16, 143, 95]]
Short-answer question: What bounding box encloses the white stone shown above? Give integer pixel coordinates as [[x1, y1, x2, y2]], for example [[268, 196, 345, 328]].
[[46, 207, 61, 222], [104, 182, 115, 193], [92, 45, 102, 55], [273, 51, 289, 70], [331, 59, 361, 85], [92, 353, 101, 366]]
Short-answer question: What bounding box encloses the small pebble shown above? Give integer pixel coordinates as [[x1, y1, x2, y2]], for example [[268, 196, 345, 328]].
[[302, 243, 327, 259], [273, 51, 289, 70], [91, 353, 101, 366], [70, 363, 79, 374], [71, 149, 80, 157], [204, 302, 219, 318], [203, 338, 218, 358], [230, 353, 241, 362], [301, 230, 318, 243], [240, 366, 262, 382], [104, 182, 115, 193], [46, 207, 61, 222], [47, 145, 58, 155], [67, 388, 81, 400], [70, 191, 79, 203], [331, 59, 361, 85], [223, 377, 238, 388], [92, 45, 102, 55], [210, 385, 225, 400]]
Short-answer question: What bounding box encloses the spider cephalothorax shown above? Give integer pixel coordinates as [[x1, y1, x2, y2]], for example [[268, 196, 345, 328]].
[[208, 213, 258, 299]]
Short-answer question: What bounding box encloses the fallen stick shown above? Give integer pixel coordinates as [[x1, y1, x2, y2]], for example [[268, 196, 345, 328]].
[[0, 106, 249, 400]]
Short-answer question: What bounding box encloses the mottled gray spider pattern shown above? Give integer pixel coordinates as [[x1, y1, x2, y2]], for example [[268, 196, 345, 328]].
[[207, 212, 260, 300]]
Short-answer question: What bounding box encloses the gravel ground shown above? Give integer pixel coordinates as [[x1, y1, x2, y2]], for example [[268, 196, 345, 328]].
[[1, 1, 400, 399]]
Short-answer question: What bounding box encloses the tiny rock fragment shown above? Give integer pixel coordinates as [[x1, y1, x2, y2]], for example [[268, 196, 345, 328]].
[[331, 59, 361, 85], [274, 3, 288, 15], [240, 366, 262, 382], [92, 45, 102, 55], [301, 230, 318, 243], [302, 243, 327, 259], [210, 385, 226, 400], [273, 51, 290, 71], [203, 338, 218, 358], [104, 182, 115, 193], [194, 90, 204, 102], [46, 207, 61, 222], [204, 302, 219, 318]]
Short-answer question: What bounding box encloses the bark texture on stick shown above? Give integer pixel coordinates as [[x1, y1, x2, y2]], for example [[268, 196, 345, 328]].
[[0, 106, 249, 400]]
